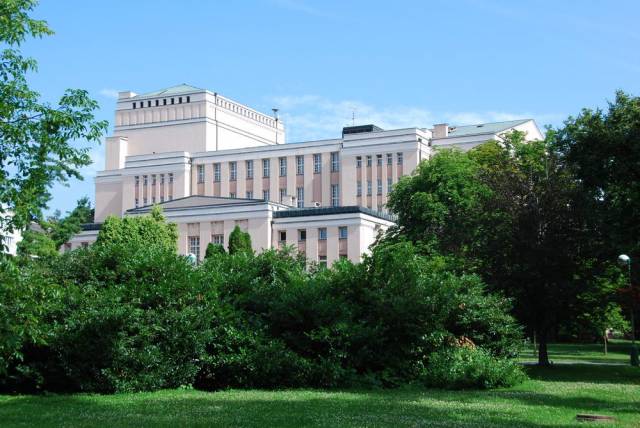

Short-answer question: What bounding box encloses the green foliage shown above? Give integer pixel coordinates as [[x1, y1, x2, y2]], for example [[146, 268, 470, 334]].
[[0, 1, 107, 238], [95, 206, 178, 253], [227, 225, 252, 255], [16, 229, 57, 259], [422, 346, 526, 389], [204, 243, 225, 259], [44, 197, 93, 248]]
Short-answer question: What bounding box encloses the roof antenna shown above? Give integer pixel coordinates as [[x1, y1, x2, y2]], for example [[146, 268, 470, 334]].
[[272, 108, 279, 144]]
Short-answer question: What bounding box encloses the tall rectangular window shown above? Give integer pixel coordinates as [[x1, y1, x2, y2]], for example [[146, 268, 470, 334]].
[[279, 187, 287, 203], [298, 229, 306, 242], [135, 198, 139, 208], [229, 192, 236, 198], [296, 155, 304, 175], [331, 184, 340, 207], [331, 152, 340, 172], [214, 163, 221, 182], [160, 174, 165, 184], [376, 154, 383, 166], [377, 178, 382, 195], [338, 226, 348, 239], [212, 234, 224, 245], [263, 189, 270, 201], [152, 174, 157, 185], [168, 173, 174, 184], [246, 191, 253, 199], [357, 181, 362, 197], [397, 152, 403, 165], [367, 180, 372, 196], [318, 255, 327, 268], [132, 102, 136, 109], [197, 165, 205, 183], [230, 161, 237, 181], [188, 236, 200, 260], [143, 175, 148, 186], [279, 157, 287, 177], [296, 186, 304, 208], [388, 177, 393, 193], [356, 156, 362, 168], [318, 227, 327, 240], [387, 153, 393, 165], [313, 154, 321, 173], [246, 160, 254, 179], [263, 159, 270, 177], [366, 155, 372, 167], [134, 175, 139, 186]]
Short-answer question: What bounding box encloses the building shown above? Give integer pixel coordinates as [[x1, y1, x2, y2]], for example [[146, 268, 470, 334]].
[[67, 84, 543, 264], [1, 210, 23, 256]]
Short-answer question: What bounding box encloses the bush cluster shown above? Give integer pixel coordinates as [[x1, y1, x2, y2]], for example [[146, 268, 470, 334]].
[[0, 232, 524, 393]]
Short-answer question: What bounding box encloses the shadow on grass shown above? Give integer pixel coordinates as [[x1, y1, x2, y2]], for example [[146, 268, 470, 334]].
[[524, 364, 640, 385]]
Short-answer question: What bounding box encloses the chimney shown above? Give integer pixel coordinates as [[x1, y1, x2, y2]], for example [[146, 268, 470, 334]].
[[432, 123, 449, 139], [118, 91, 137, 100]]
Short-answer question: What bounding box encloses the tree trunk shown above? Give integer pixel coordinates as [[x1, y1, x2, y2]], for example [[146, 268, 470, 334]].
[[538, 330, 550, 366], [603, 332, 608, 355]]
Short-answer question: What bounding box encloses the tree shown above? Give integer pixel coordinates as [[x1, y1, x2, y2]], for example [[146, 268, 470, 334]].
[[0, 0, 107, 249], [16, 228, 57, 259], [228, 226, 252, 255], [45, 196, 93, 248], [204, 242, 226, 259], [95, 205, 177, 252]]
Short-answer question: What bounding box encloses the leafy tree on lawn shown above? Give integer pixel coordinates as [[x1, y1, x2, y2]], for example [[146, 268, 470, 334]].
[[228, 225, 252, 255], [0, 0, 107, 250]]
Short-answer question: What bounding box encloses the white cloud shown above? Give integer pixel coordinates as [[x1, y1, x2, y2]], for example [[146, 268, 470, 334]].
[[270, 94, 562, 142], [99, 88, 120, 99]]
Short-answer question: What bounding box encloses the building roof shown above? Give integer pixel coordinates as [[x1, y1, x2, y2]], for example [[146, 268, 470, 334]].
[[447, 119, 531, 137], [274, 206, 395, 222], [126, 195, 273, 214], [134, 84, 204, 99]]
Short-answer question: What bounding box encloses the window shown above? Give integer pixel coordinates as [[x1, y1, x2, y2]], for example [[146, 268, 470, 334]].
[[132, 102, 136, 109], [279, 187, 287, 203], [298, 229, 306, 241], [135, 198, 139, 208], [143, 197, 147, 205], [318, 255, 327, 268], [356, 156, 362, 168], [168, 173, 174, 183], [214, 163, 221, 182], [357, 181, 362, 197], [163, 99, 167, 105], [279, 231, 286, 242], [366, 155, 373, 167], [296, 186, 304, 208], [168, 195, 173, 201], [246, 190, 253, 199], [230, 161, 237, 181], [246, 160, 254, 179], [397, 152, 403, 165], [160, 196, 164, 202], [152, 196, 156, 204], [229, 192, 236, 198], [179, 96, 183, 104], [171, 97, 175, 104], [263, 189, 270, 201], [367, 180, 372, 196], [155, 99, 159, 106], [152, 174, 156, 185], [212, 234, 224, 245], [186, 96, 190, 103], [338, 226, 348, 239], [331, 184, 339, 207], [387, 153, 393, 165], [388, 177, 393, 193], [197, 165, 205, 183], [376, 154, 383, 166], [279, 157, 287, 177], [330, 152, 340, 172], [263, 159, 270, 177], [313, 154, 321, 173], [135, 175, 139, 186], [377, 178, 383, 195], [147, 101, 151, 107], [188, 236, 200, 260], [318, 228, 327, 240], [296, 155, 304, 175], [143, 175, 148, 186], [160, 174, 165, 184]]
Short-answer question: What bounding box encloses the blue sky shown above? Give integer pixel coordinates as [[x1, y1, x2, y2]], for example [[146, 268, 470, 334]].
[[21, 0, 640, 215]]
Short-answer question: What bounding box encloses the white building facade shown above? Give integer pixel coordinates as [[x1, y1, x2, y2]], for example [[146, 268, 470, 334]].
[[68, 84, 543, 264]]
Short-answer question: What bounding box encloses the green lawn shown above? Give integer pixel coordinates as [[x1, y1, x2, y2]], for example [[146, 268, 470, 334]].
[[1, 344, 639, 427], [519, 340, 635, 364]]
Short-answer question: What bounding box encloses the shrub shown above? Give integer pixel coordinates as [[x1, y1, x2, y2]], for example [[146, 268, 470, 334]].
[[422, 346, 526, 389], [227, 226, 252, 255]]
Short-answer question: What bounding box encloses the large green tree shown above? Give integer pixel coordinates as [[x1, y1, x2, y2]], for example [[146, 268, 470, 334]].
[[0, 0, 107, 249]]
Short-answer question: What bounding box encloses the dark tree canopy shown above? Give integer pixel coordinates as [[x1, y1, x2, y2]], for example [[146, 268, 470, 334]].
[[228, 225, 252, 255]]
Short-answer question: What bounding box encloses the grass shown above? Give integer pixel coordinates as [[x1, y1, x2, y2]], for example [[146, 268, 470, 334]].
[[519, 339, 635, 364], [1, 343, 639, 427]]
